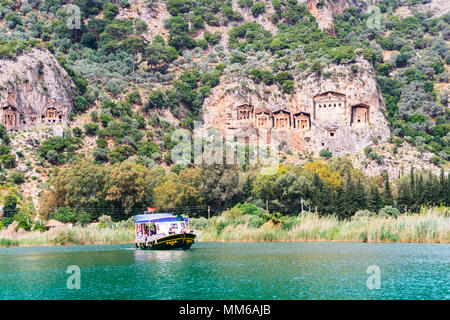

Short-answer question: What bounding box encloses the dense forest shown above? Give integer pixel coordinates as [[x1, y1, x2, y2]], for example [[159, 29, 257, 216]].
[[2, 155, 448, 229]]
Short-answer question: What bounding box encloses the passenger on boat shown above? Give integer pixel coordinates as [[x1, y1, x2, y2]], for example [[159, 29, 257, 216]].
[[169, 227, 175, 235]]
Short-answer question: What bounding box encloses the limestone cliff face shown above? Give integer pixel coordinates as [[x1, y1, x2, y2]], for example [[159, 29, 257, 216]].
[[0, 48, 76, 131], [198, 57, 390, 156]]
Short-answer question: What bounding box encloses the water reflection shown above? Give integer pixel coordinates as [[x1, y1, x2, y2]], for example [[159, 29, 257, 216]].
[[134, 249, 187, 263]]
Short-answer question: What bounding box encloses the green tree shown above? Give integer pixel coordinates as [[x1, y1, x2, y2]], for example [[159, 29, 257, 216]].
[[3, 195, 18, 217], [382, 172, 394, 206], [251, 2, 266, 17], [41, 161, 110, 218], [368, 185, 384, 213], [396, 180, 410, 212], [106, 160, 150, 214]]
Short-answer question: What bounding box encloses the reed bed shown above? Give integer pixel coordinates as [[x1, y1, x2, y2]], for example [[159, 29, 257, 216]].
[[0, 224, 134, 247], [1, 208, 448, 247], [193, 208, 450, 243]]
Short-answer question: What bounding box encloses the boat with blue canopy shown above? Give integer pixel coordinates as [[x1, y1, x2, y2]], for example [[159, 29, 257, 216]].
[[134, 211, 196, 250]]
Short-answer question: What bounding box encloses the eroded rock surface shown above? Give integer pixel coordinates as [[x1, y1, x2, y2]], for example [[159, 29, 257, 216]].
[[198, 57, 390, 156], [0, 48, 76, 132]]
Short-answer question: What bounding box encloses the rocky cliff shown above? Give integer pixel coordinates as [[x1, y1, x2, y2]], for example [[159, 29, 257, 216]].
[[0, 48, 76, 132], [198, 56, 390, 156]]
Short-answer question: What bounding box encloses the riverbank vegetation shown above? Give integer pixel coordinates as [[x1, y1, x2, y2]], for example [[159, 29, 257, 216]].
[[1, 206, 448, 247], [1, 157, 449, 231], [190, 206, 449, 243], [32, 157, 449, 221], [0, 216, 134, 247]]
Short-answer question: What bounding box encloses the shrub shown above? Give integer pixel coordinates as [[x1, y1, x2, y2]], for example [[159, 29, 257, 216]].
[[76, 210, 92, 225], [93, 148, 109, 162], [80, 31, 98, 49], [98, 215, 113, 225], [103, 3, 119, 20], [90, 110, 99, 122], [46, 150, 59, 164], [248, 215, 264, 228], [52, 207, 76, 223], [96, 137, 108, 148], [9, 170, 25, 184], [216, 220, 226, 233], [223, 207, 243, 219], [353, 209, 376, 218], [189, 217, 209, 230], [238, 0, 253, 8], [33, 221, 47, 232], [84, 123, 99, 136], [5, 12, 22, 29], [281, 80, 294, 93], [234, 203, 261, 216], [231, 54, 246, 64], [72, 127, 83, 137], [251, 2, 265, 17], [204, 31, 220, 45], [262, 212, 285, 225], [319, 149, 332, 159], [14, 212, 32, 231], [378, 206, 400, 218]]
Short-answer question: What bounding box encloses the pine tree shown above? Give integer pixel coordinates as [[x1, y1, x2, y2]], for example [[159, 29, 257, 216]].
[[382, 172, 394, 206], [241, 175, 253, 202], [438, 168, 446, 205], [354, 179, 367, 211], [311, 173, 323, 212], [431, 172, 441, 205], [333, 186, 346, 218], [396, 180, 410, 212], [343, 171, 357, 217], [424, 171, 435, 205], [409, 167, 415, 208], [415, 173, 425, 212], [447, 173, 450, 206], [368, 184, 383, 213]]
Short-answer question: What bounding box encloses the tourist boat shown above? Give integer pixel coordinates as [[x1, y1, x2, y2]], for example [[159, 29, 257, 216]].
[[134, 212, 196, 250]]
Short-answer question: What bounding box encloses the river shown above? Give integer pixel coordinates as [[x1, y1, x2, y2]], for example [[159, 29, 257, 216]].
[[0, 242, 448, 299]]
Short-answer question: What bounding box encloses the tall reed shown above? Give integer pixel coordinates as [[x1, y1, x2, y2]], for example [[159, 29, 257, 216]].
[[0, 225, 134, 247], [192, 207, 450, 243]]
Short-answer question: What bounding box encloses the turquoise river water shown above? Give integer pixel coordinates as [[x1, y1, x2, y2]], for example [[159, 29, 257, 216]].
[[0, 242, 449, 299]]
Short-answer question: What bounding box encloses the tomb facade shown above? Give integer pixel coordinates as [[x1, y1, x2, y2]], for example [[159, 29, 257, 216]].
[[293, 112, 310, 129], [351, 105, 370, 125], [273, 110, 291, 130], [313, 91, 346, 123], [2, 106, 17, 130], [255, 112, 272, 129]]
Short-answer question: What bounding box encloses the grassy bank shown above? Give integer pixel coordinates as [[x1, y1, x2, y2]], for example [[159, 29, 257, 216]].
[[190, 207, 450, 243], [0, 223, 135, 247], [1, 208, 449, 247]]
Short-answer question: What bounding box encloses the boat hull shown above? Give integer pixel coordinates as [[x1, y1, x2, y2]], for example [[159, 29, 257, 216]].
[[136, 233, 196, 250]]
